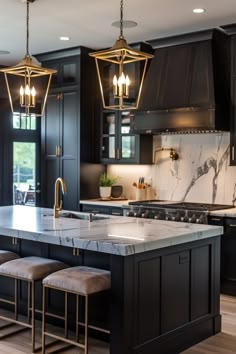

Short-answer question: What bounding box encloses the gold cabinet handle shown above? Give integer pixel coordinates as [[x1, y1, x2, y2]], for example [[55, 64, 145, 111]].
[[72, 248, 80, 256], [232, 146, 235, 161], [229, 224, 236, 227], [116, 148, 121, 160], [210, 218, 222, 221]]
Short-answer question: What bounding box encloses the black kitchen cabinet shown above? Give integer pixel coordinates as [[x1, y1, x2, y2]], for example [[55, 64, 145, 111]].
[[231, 39, 236, 164], [101, 110, 152, 164], [42, 55, 79, 88], [80, 203, 123, 216], [208, 215, 236, 296], [42, 90, 79, 210], [220, 218, 236, 295], [36, 47, 101, 210], [228, 30, 236, 164]]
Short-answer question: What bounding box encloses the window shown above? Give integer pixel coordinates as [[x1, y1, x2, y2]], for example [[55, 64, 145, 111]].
[[13, 113, 36, 130]]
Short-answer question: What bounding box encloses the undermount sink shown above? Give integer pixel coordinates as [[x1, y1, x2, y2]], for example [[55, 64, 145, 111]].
[[43, 211, 109, 221], [60, 211, 109, 221]]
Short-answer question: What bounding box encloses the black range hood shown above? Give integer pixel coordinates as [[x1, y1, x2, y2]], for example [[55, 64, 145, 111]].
[[131, 28, 230, 134]]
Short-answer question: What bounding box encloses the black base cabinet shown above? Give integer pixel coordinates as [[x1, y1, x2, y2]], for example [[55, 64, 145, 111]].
[[0, 235, 220, 354], [209, 215, 236, 296]]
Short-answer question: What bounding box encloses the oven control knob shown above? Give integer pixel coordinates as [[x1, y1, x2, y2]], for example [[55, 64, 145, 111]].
[[126, 211, 134, 217], [182, 214, 189, 222], [154, 213, 160, 220], [173, 213, 181, 222], [141, 211, 149, 218], [199, 215, 207, 224], [134, 211, 142, 218], [196, 218, 200, 223]]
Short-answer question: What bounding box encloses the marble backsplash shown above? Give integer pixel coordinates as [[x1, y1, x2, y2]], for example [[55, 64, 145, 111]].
[[108, 132, 236, 205]]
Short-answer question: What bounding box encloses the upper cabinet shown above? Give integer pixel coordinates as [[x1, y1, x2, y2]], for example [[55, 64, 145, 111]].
[[39, 52, 80, 88], [230, 34, 236, 165], [101, 110, 152, 164], [36, 47, 101, 209]]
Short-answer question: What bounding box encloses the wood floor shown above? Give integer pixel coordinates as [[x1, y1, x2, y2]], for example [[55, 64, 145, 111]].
[[0, 295, 235, 353]]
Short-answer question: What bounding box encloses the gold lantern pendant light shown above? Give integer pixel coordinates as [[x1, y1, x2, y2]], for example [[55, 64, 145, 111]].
[[0, 0, 57, 117], [89, 0, 153, 110]]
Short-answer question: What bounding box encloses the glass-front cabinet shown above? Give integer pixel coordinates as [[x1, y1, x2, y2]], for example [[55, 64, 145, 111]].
[[101, 110, 153, 164]]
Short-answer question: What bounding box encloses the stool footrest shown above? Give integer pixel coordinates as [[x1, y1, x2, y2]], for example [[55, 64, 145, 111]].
[[0, 326, 28, 340], [43, 331, 85, 349], [77, 321, 110, 334], [45, 343, 73, 354], [0, 314, 32, 329], [45, 311, 65, 321], [0, 298, 15, 306]]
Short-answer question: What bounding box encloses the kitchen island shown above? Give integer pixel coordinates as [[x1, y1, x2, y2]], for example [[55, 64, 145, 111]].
[[0, 206, 223, 354]]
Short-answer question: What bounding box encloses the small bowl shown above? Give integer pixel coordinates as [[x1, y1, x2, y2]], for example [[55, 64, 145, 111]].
[[111, 185, 123, 198]]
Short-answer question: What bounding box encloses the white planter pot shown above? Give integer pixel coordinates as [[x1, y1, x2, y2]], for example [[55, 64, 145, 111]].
[[99, 186, 111, 199]]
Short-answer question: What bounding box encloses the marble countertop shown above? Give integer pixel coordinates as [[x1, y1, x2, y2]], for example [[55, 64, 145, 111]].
[[80, 199, 133, 207], [210, 207, 236, 217], [0, 206, 223, 256]]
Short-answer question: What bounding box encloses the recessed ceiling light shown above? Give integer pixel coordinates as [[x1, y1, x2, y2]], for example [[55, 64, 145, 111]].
[[0, 50, 10, 55], [60, 36, 70, 41], [111, 20, 137, 28], [193, 8, 206, 14]]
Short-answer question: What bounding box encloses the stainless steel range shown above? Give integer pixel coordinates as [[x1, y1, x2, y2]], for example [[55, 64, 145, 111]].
[[125, 200, 234, 224]]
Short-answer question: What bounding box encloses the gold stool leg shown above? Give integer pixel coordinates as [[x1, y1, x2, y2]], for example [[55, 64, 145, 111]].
[[42, 285, 46, 354], [14, 278, 18, 321], [85, 295, 88, 354], [31, 281, 36, 353], [28, 282, 31, 324], [65, 291, 68, 339], [76, 294, 79, 342]]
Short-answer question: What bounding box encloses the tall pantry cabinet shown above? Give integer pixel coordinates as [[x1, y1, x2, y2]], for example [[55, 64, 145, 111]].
[[36, 47, 101, 210]]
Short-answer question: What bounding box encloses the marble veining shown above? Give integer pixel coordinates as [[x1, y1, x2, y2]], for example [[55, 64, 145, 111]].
[[108, 132, 236, 205], [0, 206, 223, 256]]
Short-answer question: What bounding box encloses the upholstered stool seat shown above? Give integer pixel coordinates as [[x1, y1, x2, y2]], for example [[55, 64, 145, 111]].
[[42, 266, 111, 354], [0, 250, 19, 264], [43, 266, 111, 294], [0, 256, 68, 280], [0, 256, 68, 353]]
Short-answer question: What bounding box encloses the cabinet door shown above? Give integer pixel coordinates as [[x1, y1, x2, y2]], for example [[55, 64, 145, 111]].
[[43, 158, 60, 208], [161, 251, 190, 333], [60, 91, 79, 210], [221, 220, 236, 283], [43, 57, 79, 88], [44, 93, 60, 157], [61, 158, 78, 210], [230, 77, 236, 164], [61, 91, 78, 158], [101, 111, 152, 164], [233, 36, 236, 77], [101, 111, 117, 160], [120, 111, 136, 161], [230, 36, 236, 165]]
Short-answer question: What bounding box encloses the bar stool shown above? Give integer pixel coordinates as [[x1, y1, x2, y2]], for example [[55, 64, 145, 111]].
[[0, 250, 19, 264], [42, 266, 111, 354], [0, 256, 68, 353]]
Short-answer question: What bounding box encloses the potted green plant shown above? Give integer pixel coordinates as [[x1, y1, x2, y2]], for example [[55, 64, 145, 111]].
[[99, 173, 118, 199]]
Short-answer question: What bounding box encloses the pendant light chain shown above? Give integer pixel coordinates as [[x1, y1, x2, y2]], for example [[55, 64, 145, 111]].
[[26, 0, 29, 56], [119, 0, 124, 39]]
